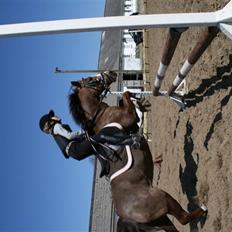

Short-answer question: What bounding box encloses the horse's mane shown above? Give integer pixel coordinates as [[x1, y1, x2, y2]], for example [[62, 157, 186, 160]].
[[69, 90, 86, 126]]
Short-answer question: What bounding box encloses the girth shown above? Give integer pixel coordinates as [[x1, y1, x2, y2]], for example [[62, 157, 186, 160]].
[[109, 145, 133, 182]]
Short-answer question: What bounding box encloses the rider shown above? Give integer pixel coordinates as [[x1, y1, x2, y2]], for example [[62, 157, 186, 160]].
[[39, 110, 139, 177]]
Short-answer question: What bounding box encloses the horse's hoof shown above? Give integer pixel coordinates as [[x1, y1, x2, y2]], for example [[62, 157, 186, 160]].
[[200, 204, 208, 212], [152, 87, 159, 96], [200, 204, 208, 228]]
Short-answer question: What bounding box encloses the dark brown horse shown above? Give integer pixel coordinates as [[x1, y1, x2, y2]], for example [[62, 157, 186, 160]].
[[69, 71, 207, 231]]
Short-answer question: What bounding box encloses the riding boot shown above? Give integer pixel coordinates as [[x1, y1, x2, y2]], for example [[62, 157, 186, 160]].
[[92, 140, 117, 161]]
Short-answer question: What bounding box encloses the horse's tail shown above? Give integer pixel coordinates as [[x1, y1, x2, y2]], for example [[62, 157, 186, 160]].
[[117, 218, 140, 232], [68, 92, 85, 126]]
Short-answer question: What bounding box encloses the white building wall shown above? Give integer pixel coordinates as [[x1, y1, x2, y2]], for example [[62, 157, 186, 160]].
[[122, 0, 142, 70]]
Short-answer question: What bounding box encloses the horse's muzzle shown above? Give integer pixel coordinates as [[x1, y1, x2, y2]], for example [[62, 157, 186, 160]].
[[103, 71, 117, 84]]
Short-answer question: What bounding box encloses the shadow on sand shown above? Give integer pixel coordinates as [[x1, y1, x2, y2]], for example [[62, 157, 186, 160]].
[[184, 54, 232, 108], [179, 120, 207, 231]]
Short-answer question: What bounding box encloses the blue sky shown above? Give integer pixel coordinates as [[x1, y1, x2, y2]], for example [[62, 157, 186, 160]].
[[0, 0, 105, 231]]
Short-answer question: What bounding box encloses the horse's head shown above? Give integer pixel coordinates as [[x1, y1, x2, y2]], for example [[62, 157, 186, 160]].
[[69, 71, 117, 127], [71, 71, 117, 95]]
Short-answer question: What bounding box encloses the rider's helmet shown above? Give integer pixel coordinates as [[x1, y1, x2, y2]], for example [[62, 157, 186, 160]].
[[39, 110, 57, 133]]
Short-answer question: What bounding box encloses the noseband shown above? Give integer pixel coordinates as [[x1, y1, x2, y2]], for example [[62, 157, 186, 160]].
[[72, 73, 111, 99]]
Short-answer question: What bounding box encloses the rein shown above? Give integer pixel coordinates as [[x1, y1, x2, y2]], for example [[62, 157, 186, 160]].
[[84, 128, 107, 161], [83, 126, 118, 163], [90, 106, 106, 128]]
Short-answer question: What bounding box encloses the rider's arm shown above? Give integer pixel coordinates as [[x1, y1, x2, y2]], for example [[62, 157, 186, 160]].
[[53, 123, 82, 140]]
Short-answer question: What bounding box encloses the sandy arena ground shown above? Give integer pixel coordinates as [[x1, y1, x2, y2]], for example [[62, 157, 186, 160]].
[[142, 0, 232, 231]]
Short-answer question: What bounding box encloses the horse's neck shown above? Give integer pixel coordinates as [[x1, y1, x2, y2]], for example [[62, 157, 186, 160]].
[[80, 92, 100, 120], [99, 102, 108, 111], [81, 90, 108, 123]]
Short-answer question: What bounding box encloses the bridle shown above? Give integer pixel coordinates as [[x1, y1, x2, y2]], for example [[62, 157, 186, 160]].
[[72, 73, 111, 99]]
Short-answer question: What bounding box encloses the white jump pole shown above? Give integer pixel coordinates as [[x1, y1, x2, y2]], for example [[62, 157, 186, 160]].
[[55, 68, 142, 74], [0, 13, 218, 37], [0, 1, 231, 38]]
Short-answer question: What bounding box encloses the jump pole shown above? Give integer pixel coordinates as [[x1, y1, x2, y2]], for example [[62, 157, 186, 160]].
[[0, 12, 220, 37], [55, 67, 142, 74], [0, 1, 231, 37]]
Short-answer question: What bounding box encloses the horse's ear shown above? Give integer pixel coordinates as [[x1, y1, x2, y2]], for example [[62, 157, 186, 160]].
[[71, 81, 81, 88]]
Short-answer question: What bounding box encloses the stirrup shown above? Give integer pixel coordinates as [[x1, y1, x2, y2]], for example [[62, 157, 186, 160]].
[[131, 134, 141, 149], [97, 154, 110, 178]]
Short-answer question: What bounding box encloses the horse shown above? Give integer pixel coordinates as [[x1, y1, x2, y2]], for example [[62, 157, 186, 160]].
[[69, 71, 207, 231]]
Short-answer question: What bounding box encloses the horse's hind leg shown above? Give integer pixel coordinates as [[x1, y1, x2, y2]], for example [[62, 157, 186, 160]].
[[165, 193, 207, 225], [117, 216, 178, 232], [146, 215, 179, 232], [158, 216, 179, 232]]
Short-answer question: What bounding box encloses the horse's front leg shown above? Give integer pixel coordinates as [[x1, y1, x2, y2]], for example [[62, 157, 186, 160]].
[[120, 91, 139, 128], [94, 92, 139, 131], [119, 91, 139, 131], [121, 91, 134, 108]]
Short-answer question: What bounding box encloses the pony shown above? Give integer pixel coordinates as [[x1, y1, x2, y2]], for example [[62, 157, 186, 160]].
[[69, 71, 207, 231]]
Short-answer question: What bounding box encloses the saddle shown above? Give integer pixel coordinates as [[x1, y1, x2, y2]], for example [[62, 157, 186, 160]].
[[91, 140, 118, 178], [92, 127, 141, 178], [98, 127, 141, 148]]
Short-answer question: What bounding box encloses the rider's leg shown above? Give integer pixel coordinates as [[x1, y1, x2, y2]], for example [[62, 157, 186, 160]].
[[66, 139, 110, 177], [66, 130, 118, 159], [66, 139, 95, 160], [165, 192, 207, 225], [66, 126, 139, 160]]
